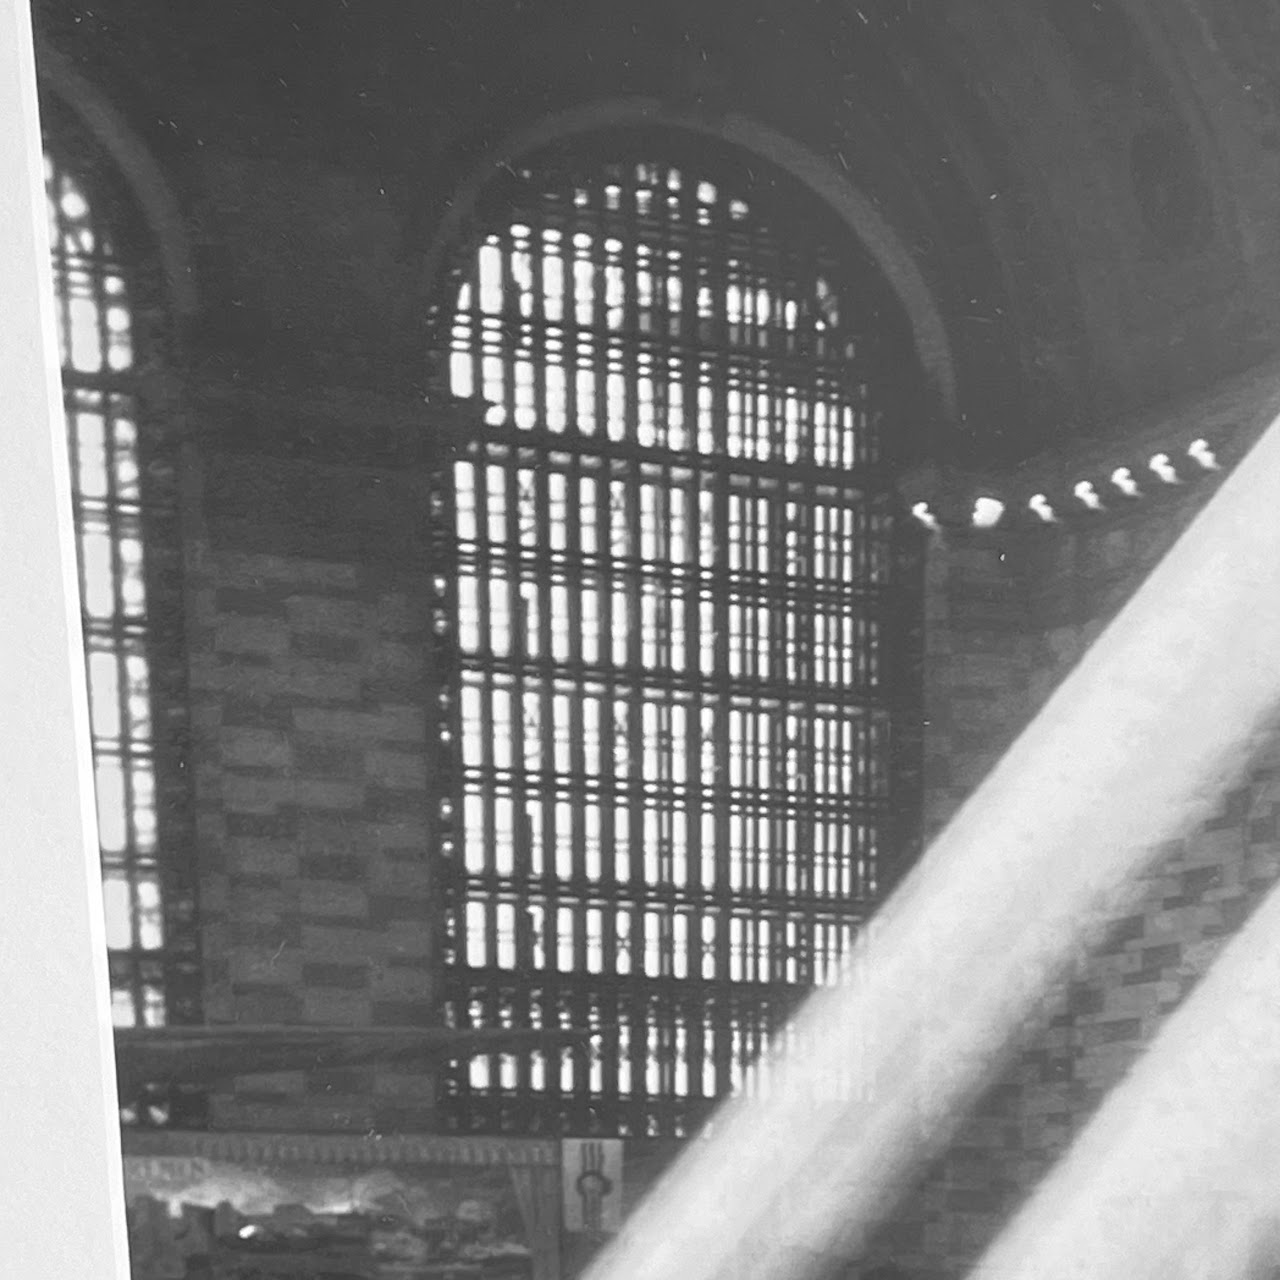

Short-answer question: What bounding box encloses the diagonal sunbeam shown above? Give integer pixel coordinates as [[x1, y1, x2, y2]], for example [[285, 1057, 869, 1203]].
[[583, 403, 1280, 1280], [972, 872, 1280, 1280]]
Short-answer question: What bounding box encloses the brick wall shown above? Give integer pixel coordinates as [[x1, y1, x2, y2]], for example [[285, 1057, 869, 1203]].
[[920, 532, 1037, 844], [895, 465, 1280, 1277], [185, 437, 443, 1133]]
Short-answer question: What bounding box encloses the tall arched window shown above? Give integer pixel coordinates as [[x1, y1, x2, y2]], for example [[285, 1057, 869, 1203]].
[[433, 136, 922, 1138], [45, 120, 201, 1125]]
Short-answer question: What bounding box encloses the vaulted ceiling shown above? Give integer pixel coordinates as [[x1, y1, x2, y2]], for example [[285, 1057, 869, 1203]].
[[33, 0, 1280, 468]]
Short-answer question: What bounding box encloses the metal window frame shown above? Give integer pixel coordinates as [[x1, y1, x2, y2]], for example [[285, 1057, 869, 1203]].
[[45, 112, 205, 1129], [431, 138, 925, 1139]]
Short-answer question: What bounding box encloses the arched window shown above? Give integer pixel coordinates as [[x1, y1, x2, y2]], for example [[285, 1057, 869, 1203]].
[[434, 137, 922, 1137], [45, 122, 201, 1125]]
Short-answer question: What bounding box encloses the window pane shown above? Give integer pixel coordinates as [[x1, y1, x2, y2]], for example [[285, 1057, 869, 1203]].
[[46, 145, 199, 1121], [443, 148, 910, 1138]]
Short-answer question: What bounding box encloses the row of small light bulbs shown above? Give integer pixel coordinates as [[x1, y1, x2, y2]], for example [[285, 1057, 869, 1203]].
[[911, 438, 1220, 532]]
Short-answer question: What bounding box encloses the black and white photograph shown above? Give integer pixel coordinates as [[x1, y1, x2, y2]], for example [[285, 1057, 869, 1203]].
[[6, 3, 1280, 1278]]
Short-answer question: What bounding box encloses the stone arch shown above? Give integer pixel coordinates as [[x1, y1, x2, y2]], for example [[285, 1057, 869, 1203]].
[[419, 97, 958, 422], [37, 44, 198, 320]]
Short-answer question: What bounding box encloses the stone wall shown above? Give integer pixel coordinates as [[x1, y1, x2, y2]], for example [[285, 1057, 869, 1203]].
[[896, 434, 1280, 1277], [185, 429, 444, 1133], [919, 533, 1037, 845]]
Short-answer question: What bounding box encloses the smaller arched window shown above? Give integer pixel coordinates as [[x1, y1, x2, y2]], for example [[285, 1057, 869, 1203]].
[[432, 135, 924, 1138], [45, 116, 201, 1126]]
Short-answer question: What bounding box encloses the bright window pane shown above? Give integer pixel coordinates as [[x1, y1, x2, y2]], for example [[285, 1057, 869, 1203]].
[[47, 146, 191, 1072], [443, 149, 909, 1135]]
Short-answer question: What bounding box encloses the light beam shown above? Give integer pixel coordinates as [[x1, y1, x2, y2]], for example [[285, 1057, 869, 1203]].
[[973, 875, 1280, 1280], [584, 405, 1280, 1280]]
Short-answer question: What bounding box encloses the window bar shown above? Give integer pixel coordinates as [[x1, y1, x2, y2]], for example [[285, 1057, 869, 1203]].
[[431, 429, 467, 1124], [511, 462, 537, 1100]]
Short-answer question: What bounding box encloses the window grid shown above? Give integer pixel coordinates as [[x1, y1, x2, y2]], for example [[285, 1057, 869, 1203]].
[[46, 141, 202, 1127], [435, 150, 918, 1137]]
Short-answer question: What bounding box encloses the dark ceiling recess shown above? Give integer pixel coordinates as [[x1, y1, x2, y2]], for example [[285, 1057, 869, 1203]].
[[38, 0, 1271, 468], [1045, 0, 1139, 86], [1130, 123, 1213, 259]]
